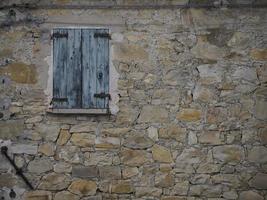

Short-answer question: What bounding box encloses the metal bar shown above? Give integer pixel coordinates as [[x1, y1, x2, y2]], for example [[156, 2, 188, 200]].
[[94, 33, 111, 40], [1, 146, 34, 190], [94, 93, 111, 100], [51, 32, 68, 39], [52, 97, 68, 102], [0, 3, 267, 10]]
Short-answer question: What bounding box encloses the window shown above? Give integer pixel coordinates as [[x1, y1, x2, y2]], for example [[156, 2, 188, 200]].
[[51, 28, 110, 114]]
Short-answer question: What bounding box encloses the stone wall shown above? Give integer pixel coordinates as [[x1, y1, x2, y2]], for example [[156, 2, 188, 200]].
[[0, 0, 267, 199]]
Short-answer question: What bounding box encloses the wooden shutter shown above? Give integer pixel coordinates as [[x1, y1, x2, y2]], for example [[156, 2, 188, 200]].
[[53, 28, 109, 109], [81, 29, 109, 109], [53, 29, 82, 109]]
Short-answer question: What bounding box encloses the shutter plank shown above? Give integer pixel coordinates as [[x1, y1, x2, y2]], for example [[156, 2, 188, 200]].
[[66, 29, 82, 108], [103, 30, 109, 109], [81, 29, 97, 108], [95, 29, 109, 109], [53, 29, 68, 109]]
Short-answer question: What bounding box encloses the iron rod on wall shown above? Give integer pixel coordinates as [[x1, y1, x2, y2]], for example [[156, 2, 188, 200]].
[[1, 146, 34, 190]]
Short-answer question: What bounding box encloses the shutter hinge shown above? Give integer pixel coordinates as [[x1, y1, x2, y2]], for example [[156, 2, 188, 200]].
[[94, 33, 111, 40], [94, 93, 111, 100], [51, 32, 68, 39], [52, 97, 68, 102], [50, 98, 68, 106]]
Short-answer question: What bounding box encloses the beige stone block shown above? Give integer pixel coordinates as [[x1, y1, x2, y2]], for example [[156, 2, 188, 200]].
[[111, 181, 134, 194], [68, 179, 97, 196], [199, 131, 222, 145], [38, 173, 70, 190], [121, 149, 149, 166], [250, 48, 267, 60], [152, 144, 173, 163], [122, 167, 139, 178], [38, 143, 55, 156], [57, 129, 71, 145], [138, 105, 168, 123], [54, 191, 79, 200], [113, 43, 148, 63], [24, 190, 52, 200], [176, 108, 202, 122], [0, 62, 37, 84], [213, 145, 244, 164], [70, 133, 96, 147]]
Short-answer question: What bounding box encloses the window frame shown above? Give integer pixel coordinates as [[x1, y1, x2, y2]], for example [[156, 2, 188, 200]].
[[47, 27, 111, 115]]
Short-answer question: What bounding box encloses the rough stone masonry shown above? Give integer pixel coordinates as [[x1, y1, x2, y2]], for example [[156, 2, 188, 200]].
[[0, 0, 267, 199]]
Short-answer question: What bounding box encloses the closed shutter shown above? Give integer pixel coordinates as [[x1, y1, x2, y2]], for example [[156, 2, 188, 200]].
[[53, 28, 109, 109]]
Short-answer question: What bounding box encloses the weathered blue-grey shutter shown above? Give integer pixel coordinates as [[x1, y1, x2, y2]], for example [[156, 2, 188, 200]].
[[53, 29, 82, 109], [53, 28, 109, 109], [81, 29, 109, 109]]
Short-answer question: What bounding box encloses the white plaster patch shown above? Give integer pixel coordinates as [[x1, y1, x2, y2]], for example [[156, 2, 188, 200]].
[[109, 43, 120, 115], [111, 33, 124, 42], [44, 55, 53, 108]]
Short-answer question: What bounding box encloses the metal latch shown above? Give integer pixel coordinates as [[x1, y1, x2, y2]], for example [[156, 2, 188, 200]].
[[94, 93, 111, 100], [52, 97, 68, 102], [94, 33, 111, 39], [51, 32, 68, 39]]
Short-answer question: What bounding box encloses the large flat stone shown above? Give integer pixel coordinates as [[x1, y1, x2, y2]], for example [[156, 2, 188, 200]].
[[54, 191, 79, 200], [0, 120, 24, 139], [35, 123, 60, 142], [116, 105, 139, 125], [159, 125, 187, 142], [197, 64, 223, 84], [152, 144, 173, 163], [95, 136, 120, 149], [53, 162, 72, 173], [70, 122, 97, 133], [11, 144, 38, 155], [123, 132, 153, 149], [121, 149, 149, 166], [199, 131, 222, 145], [0, 173, 18, 188], [58, 146, 81, 163], [138, 105, 168, 123], [213, 145, 244, 164], [176, 108, 202, 122], [24, 190, 52, 200], [28, 158, 53, 174], [70, 133, 96, 147], [57, 129, 71, 145], [0, 153, 11, 172], [38, 173, 71, 190], [176, 147, 205, 164], [250, 48, 267, 61], [113, 43, 149, 63], [135, 186, 162, 197], [250, 173, 267, 189], [0, 62, 37, 84], [191, 36, 227, 61], [68, 179, 97, 196], [99, 166, 121, 180], [111, 181, 134, 194], [72, 166, 99, 178], [238, 191, 264, 200], [248, 146, 267, 163]]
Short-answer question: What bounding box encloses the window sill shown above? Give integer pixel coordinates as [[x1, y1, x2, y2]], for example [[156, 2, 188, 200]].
[[46, 108, 110, 115]]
